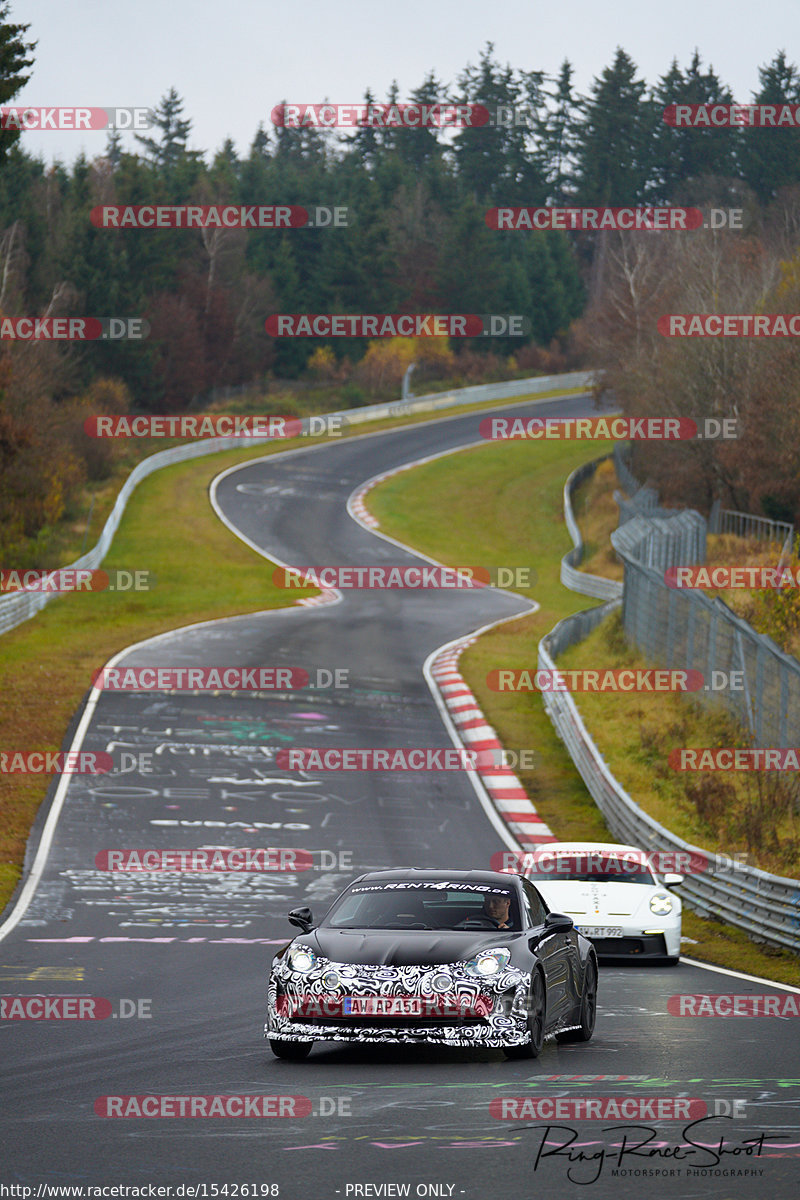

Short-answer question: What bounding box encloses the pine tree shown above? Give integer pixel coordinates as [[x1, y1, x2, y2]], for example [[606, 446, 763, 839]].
[[651, 50, 736, 202], [452, 43, 547, 205], [134, 88, 204, 173], [739, 51, 800, 201], [0, 2, 35, 168], [538, 60, 579, 203], [574, 48, 657, 204]]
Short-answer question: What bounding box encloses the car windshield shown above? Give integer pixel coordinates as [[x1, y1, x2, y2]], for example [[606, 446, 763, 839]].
[[322, 882, 521, 930], [527, 867, 656, 885]]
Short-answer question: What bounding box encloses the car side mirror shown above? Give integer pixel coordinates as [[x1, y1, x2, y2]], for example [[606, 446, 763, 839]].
[[663, 874, 684, 888], [544, 911, 574, 933], [288, 906, 314, 932], [529, 911, 573, 948]]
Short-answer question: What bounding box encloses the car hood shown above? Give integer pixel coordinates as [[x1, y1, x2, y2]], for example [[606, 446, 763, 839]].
[[535, 881, 671, 920], [302, 928, 516, 967]]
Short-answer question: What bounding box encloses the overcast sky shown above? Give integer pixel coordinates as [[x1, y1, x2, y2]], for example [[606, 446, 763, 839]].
[[11, 0, 800, 165]]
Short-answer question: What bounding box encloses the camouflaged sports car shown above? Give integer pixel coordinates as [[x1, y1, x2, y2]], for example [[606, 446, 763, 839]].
[[265, 867, 598, 1060]]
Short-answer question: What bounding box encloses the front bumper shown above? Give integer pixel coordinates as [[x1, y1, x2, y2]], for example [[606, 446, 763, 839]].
[[585, 931, 677, 959], [266, 957, 533, 1046], [265, 1021, 530, 1047]]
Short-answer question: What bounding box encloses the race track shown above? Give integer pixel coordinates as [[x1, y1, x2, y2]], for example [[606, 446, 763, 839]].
[[3, 392, 800, 1199]]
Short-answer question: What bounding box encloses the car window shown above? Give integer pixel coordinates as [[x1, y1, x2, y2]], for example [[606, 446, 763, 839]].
[[521, 877, 548, 926], [523, 851, 657, 885], [526, 867, 656, 885], [322, 883, 521, 930]]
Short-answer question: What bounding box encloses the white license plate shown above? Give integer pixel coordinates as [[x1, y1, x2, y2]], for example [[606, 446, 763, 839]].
[[577, 925, 624, 938], [343, 996, 422, 1016]]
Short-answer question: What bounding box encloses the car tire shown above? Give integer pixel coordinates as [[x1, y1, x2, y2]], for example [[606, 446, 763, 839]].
[[269, 1038, 313, 1060], [556, 958, 597, 1043], [503, 969, 545, 1060]]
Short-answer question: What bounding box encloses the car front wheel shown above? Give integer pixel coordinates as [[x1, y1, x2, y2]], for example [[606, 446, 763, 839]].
[[503, 969, 545, 1060]]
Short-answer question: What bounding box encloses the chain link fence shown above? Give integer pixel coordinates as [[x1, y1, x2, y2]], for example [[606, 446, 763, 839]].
[[610, 444, 800, 747]]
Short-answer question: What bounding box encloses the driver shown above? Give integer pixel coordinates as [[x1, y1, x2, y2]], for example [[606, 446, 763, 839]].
[[482, 891, 513, 929]]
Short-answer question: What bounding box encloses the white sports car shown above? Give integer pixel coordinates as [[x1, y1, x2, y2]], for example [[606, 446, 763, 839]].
[[520, 842, 683, 964]]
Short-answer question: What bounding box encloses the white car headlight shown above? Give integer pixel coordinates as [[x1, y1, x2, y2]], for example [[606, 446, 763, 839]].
[[286, 944, 317, 972], [464, 949, 511, 978], [649, 893, 673, 915]]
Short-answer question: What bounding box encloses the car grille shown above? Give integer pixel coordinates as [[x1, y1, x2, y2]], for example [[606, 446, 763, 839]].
[[592, 934, 668, 956], [297, 1012, 491, 1028]]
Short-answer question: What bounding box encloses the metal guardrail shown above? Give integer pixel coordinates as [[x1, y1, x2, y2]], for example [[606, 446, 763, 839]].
[[561, 459, 623, 602], [0, 370, 596, 638], [543, 455, 800, 953], [709, 500, 794, 546]]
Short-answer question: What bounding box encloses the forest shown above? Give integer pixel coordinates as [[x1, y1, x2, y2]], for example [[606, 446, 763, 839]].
[[3, 11, 800, 557]]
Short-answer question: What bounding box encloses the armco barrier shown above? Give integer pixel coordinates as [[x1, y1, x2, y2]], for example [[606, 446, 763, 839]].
[[561, 458, 623, 602], [0, 370, 595, 638], [541, 458, 800, 953]]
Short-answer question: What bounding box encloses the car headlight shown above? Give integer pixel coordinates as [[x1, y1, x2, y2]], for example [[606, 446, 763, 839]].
[[649, 893, 673, 915], [286, 944, 317, 972], [464, 949, 511, 978]]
